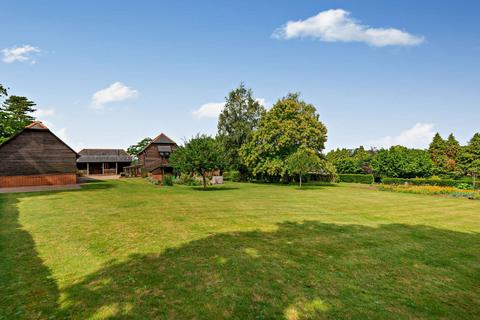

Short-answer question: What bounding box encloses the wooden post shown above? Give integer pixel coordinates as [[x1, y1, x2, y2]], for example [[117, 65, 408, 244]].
[[87, 162, 89, 176], [102, 163, 105, 175], [116, 162, 118, 174]]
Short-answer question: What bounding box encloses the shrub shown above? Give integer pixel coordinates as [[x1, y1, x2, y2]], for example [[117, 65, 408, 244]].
[[174, 173, 200, 186], [456, 183, 472, 190], [223, 170, 240, 182], [146, 176, 160, 185], [338, 174, 374, 184], [162, 175, 173, 186], [381, 177, 471, 187]]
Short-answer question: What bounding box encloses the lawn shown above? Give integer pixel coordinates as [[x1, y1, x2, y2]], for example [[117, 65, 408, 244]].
[[1, 179, 479, 319]]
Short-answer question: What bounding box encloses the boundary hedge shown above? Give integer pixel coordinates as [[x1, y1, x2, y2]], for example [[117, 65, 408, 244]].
[[338, 174, 374, 184], [381, 177, 472, 187]]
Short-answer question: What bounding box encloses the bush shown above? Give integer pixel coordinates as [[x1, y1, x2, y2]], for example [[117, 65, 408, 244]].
[[162, 175, 173, 186], [338, 174, 374, 184], [223, 170, 240, 182], [381, 177, 471, 187], [174, 173, 200, 186], [146, 176, 160, 185]]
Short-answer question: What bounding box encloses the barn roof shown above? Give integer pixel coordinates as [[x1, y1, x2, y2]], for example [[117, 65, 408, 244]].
[[77, 149, 133, 163], [0, 121, 79, 157], [137, 132, 177, 154]]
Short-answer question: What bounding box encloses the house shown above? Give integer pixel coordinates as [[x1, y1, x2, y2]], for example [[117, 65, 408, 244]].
[[125, 133, 177, 179], [77, 149, 132, 176], [0, 121, 79, 188]]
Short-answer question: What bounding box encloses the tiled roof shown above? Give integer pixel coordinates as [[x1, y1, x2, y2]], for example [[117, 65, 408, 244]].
[[77, 149, 132, 163]]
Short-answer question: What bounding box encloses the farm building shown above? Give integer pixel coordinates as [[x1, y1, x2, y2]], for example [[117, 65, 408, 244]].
[[125, 133, 177, 179], [0, 121, 79, 188], [77, 149, 132, 176]]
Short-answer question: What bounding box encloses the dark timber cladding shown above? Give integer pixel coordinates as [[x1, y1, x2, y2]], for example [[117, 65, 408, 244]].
[[0, 121, 79, 187], [77, 149, 132, 175], [125, 133, 177, 179]]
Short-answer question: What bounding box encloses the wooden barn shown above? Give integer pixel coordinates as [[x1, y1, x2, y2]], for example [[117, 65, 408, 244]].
[[0, 121, 79, 188], [125, 133, 177, 179], [77, 149, 132, 176]]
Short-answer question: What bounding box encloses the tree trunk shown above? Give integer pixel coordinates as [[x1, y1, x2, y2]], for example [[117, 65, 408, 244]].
[[202, 173, 207, 189], [299, 174, 302, 188]]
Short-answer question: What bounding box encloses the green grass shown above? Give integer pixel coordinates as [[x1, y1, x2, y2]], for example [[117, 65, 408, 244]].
[[1, 179, 480, 319]]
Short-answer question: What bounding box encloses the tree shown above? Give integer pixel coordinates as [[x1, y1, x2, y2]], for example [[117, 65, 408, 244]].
[[0, 84, 7, 98], [373, 146, 433, 178], [458, 133, 480, 189], [0, 96, 36, 144], [429, 133, 447, 174], [286, 147, 336, 187], [127, 137, 152, 163], [240, 93, 327, 180], [169, 134, 224, 189], [217, 83, 265, 177], [445, 133, 461, 173]]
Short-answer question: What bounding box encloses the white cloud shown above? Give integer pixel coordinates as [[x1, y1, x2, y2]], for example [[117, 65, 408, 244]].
[[273, 9, 424, 47], [2, 45, 42, 64], [192, 98, 267, 119], [91, 82, 138, 109], [369, 123, 435, 149], [193, 102, 225, 118], [32, 107, 55, 118]]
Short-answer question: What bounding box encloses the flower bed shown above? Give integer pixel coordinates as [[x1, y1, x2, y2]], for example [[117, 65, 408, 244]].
[[378, 184, 479, 200]]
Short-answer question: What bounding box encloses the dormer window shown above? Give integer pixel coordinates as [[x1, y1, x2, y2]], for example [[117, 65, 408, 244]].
[[158, 145, 172, 156]]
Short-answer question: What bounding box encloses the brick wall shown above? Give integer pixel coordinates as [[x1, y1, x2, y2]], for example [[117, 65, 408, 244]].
[[0, 174, 77, 188]]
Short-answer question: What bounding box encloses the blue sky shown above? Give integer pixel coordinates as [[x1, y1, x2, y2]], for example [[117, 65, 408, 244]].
[[1, 0, 479, 151]]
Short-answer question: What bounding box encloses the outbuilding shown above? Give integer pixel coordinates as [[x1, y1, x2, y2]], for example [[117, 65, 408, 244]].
[[76, 149, 132, 176], [0, 121, 79, 188]]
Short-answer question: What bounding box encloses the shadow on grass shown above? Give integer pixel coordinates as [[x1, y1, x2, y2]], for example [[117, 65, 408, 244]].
[[0, 195, 60, 319], [57, 222, 480, 319]]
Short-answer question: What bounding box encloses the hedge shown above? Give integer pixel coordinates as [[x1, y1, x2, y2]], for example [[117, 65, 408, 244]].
[[338, 174, 374, 184], [381, 177, 471, 187]]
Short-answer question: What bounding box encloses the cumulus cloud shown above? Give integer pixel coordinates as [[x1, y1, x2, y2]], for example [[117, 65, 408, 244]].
[[91, 82, 138, 109], [2, 45, 42, 64], [192, 98, 267, 119], [369, 123, 435, 149], [273, 9, 424, 47]]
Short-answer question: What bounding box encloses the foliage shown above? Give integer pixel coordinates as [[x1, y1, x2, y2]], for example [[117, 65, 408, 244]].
[[381, 177, 471, 187], [326, 146, 375, 174], [285, 147, 323, 187], [169, 134, 223, 189], [217, 83, 265, 176], [378, 184, 479, 200], [0, 95, 36, 144], [429, 133, 447, 174], [373, 146, 433, 178], [445, 134, 461, 173], [223, 170, 240, 182], [127, 137, 152, 163], [174, 173, 201, 186], [0, 84, 7, 97], [458, 133, 480, 189], [338, 174, 374, 184], [162, 175, 174, 186], [240, 93, 327, 179], [146, 176, 160, 185]]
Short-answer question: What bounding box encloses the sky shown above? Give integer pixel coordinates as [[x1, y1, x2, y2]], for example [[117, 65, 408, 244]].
[[1, 0, 479, 152]]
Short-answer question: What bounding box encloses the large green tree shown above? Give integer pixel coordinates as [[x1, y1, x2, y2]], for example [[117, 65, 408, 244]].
[[373, 146, 433, 178], [445, 133, 461, 174], [0, 84, 7, 97], [458, 133, 480, 189], [240, 93, 327, 179], [217, 83, 265, 177], [169, 134, 224, 189], [326, 146, 375, 174], [0, 95, 36, 144], [428, 133, 447, 174]]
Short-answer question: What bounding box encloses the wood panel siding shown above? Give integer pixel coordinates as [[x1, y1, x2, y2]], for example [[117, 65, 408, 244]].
[[0, 129, 78, 176], [0, 173, 76, 187]]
